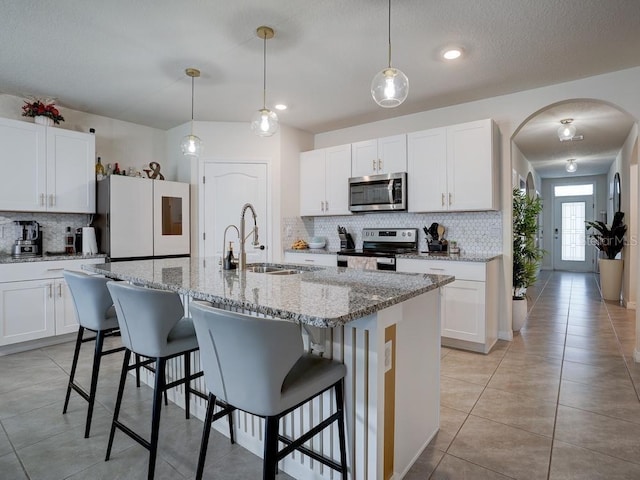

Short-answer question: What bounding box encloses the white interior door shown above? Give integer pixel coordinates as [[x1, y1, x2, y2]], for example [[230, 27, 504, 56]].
[[202, 162, 268, 264], [553, 195, 595, 271]]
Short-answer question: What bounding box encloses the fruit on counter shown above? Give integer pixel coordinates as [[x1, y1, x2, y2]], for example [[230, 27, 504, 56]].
[[291, 239, 309, 250]]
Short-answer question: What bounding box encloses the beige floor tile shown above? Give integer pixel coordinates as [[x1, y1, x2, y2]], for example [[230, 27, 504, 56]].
[[471, 387, 557, 436], [428, 406, 468, 452], [431, 453, 513, 479], [561, 359, 632, 388], [440, 351, 501, 386], [559, 379, 640, 423], [448, 415, 552, 480], [508, 337, 565, 359], [440, 376, 485, 413], [487, 364, 560, 403], [549, 440, 640, 480], [566, 323, 614, 337], [401, 446, 444, 480], [563, 345, 626, 367], [555, 405, 640, 464], [564, 333, 622, 353]]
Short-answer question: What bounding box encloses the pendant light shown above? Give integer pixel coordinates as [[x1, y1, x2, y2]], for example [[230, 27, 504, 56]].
[[371, 0, 408, 108], [251, 26, 278, 137], [558, 118, 576, 142], [181, 68, 203, 157], [566, 158, 577, 173]]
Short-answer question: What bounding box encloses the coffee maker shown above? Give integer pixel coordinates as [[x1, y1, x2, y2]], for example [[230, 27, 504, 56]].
[[12, 221, 43, 257]]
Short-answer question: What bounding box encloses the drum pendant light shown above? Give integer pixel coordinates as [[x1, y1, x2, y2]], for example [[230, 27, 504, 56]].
[[181, 68, 203, 157], [371, 0, 408, 108], [251, 26, 278, 137]]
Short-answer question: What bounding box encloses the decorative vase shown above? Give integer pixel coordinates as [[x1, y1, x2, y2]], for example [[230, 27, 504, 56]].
[[512, 297, 528, 331], [599, 258, 623, 301], [34, 115, 53, 126]]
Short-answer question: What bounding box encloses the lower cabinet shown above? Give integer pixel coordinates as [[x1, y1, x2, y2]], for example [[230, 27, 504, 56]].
[[397, 258, 498, 353], [0, 258, 103, 347], [283, 252, 337, 267]]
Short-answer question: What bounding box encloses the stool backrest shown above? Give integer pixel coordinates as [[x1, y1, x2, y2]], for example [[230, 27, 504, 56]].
[[190, 301, 303, 416], [107, 281, 185, 358], [63, 271, 114, 331]]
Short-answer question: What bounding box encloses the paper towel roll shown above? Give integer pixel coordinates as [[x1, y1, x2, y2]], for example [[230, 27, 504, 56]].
[[82, 227, 98, 254]]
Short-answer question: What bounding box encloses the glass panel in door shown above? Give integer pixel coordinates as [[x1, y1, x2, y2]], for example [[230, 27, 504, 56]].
[[553, 195, 594, 271]]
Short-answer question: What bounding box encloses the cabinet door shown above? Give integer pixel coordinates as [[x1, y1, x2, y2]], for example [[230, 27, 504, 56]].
[[447, 119, 494, 211], [153, 180, 190, 256], [0, 118, 47, 212], [54, 279, 79, 335], [407, 128, 448, 212], [441, 280, 485, 343], [0, 280, 55, 346], [46, 127, 96, 213], [351, 139, 378, 177], [377, 134, 407, 174], [109, 175, 154, 258], [300, 149, 327, 216], [324, 144, 352, 215]]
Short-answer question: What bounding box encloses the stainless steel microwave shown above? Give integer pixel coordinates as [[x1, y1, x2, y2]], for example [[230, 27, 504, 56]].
[[349, 172, 407, 212]]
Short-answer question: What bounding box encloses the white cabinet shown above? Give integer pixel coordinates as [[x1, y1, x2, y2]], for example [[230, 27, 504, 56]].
[[408, 119, 499, 212], [0, 117, 95, 213], [0, 258, 104, 347], [300, 144, 352, 216], [351, 134, 406, 177], [397, 257, 498, 353], [283, 252, 337, 267]]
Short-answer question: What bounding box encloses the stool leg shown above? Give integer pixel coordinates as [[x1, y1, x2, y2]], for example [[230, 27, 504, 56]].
[[63, 326, 84, 414], [148, 357, 166, 480], [84, 329, 105, 438], [184, 351, 190, 419], [335, 380, 348, 479], [106, 349, 131, 461], [135, 353, 141, 388], [263, 416, 279, 480], [195, 393, 216, 480], [227, 403, 235, 445]]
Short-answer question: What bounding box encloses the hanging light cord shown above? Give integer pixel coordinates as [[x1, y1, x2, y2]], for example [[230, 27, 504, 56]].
[[190, 75, 195, 122], [387, 0, 392, 68], [262, 30, 267, 109]]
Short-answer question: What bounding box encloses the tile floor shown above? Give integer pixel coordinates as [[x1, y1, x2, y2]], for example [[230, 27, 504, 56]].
[[0, 270, 638, 479]]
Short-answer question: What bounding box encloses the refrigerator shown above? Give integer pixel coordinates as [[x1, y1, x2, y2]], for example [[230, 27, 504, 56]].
[[96, 175, 190, 260]]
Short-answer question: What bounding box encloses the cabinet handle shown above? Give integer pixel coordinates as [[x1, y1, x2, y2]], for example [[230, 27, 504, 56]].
[[378, 159, 382, 171], [372, 159, 377, 171], [47, 268, 65, 271], [429, 268, 446, 271], [320, 200, 325, 212], [49, 194, 55, 207], [304, 259, 315, 263], [441, 193, 445, 207], [40, 193, 45, 206], [325, 200, 329, 211], [48, 284, 53, 298], [58, 284, 62, 297], [449, 193, 452, 206]]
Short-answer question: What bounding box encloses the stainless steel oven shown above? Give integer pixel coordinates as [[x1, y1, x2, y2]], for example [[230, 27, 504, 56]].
[[337, 227, 417, 271], [349, 172, 406, 212]]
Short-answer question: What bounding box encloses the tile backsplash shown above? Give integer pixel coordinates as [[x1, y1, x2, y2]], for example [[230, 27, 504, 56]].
[[283, 211, 502, 254], [0, 212, 94, 254]]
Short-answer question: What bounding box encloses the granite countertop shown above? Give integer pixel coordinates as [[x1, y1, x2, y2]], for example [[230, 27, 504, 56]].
[[83, 257, 454, 328], [397, 252, 502, 263], [0, 253, 108, 264]]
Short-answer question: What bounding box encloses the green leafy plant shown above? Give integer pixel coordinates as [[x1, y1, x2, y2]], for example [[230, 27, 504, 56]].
[[586, 211, 627, 260], [513, 188, 544, 299]]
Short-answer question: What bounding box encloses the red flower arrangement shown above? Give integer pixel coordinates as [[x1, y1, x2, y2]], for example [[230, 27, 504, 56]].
[[22, 100, 65, 124]]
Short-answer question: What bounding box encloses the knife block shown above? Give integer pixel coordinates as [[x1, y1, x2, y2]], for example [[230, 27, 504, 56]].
[[427, 241, 447, 252]]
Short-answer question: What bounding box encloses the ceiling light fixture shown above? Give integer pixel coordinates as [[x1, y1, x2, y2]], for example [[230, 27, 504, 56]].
[[566, 158, 577, 173], [274, 104, 287, 111], [251, 26, 278, 137], [180, 68, 203, 157], [558, 118, 576, 142], [371, 0, 408, 108], [442, 47, 463, 60]]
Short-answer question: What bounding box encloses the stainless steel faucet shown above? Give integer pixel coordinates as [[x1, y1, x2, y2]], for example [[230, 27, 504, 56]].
[[222, 224, 240, 269], [239, 203, 259, 270]]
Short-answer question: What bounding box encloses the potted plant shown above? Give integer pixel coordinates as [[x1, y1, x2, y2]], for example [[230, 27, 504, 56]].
[[21, 99, 65, 126], [512, 188, 544, 331], [586, 211, 627, 301]]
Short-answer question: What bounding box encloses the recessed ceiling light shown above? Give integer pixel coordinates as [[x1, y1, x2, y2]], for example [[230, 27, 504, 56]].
[[442, 48, 463, 60], [274, 104, 287, 111]]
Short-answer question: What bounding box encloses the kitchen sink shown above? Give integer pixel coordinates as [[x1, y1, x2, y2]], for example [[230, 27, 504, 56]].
[[245, 263, 303, 275]]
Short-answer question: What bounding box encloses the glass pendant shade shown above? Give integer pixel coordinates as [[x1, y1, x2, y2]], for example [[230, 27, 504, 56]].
[[181, 130, 202, 157], [251, 108, 278, 137], [371, 67, 409, 108], [558, 123, 576, 141], [566, 159, 577, 173]]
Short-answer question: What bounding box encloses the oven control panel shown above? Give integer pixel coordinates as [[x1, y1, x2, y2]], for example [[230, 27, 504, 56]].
[[362, 228, 417, 242]]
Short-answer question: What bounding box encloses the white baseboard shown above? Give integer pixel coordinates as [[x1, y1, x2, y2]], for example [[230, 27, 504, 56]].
[[498, 330, 513, 341], [634, 349, 640, 363]]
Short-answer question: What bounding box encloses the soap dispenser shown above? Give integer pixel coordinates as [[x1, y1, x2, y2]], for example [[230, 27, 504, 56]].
[[224, 242, 237, 270]]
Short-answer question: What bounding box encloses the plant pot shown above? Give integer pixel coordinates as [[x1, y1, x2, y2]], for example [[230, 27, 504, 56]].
[[599, 258, 623, 301], [512, 297, 528, 332], [34, 115, 53, 126]]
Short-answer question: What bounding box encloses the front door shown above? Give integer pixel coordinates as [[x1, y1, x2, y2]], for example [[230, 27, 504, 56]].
[[553, 194, 595, 272], [201, 162, 268, 265]]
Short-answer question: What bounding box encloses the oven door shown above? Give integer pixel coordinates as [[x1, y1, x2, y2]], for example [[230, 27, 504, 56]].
[[349, 172, 406, 212], [337, 255, 396, 271]]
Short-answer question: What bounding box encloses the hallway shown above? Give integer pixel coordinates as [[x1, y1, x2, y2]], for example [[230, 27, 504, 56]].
[[407, 270, 640, 479]]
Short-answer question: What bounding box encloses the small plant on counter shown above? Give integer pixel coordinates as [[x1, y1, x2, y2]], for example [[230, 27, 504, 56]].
[[586, 211, 627, 260], [513, 188, 544, 299], [21, 99, 65, 124]]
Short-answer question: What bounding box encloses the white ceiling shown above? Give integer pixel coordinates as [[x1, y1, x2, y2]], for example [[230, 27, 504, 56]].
[[2, 0, 640, 179]]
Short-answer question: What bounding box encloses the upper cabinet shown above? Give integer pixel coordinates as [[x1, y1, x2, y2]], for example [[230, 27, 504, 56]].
[[300, 144, 352, 216], [408, 119, 499, 212], [0, 117, 96, 213], [351, 134, 406, 177]]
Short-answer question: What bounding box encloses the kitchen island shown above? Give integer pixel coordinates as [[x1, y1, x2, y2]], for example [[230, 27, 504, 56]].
[[85, 257, 453, 480]]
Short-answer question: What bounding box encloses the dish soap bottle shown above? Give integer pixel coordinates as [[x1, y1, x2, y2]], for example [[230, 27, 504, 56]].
[[224, 242, 236, 270]]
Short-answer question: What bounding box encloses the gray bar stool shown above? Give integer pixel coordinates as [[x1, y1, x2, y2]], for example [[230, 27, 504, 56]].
[[190, 301, 348, 480], [105, 281, 234, 480], [62, 271, 127, 438]]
